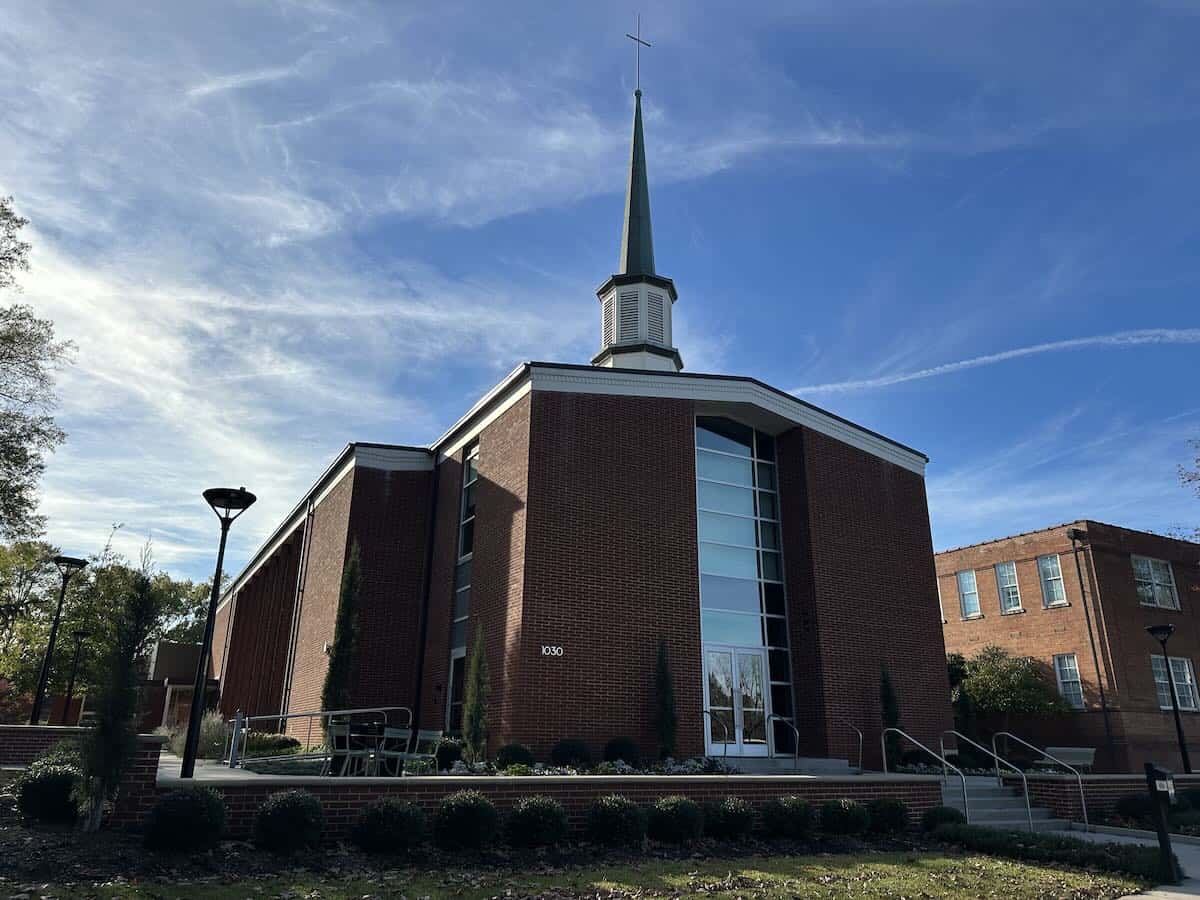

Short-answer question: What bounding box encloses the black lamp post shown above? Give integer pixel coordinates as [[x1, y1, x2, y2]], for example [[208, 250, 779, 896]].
[[61, 630, 90, 725], [181, 487, 256, 778], [1147, 623, 1192, 774], [29, 555, 88, 725]]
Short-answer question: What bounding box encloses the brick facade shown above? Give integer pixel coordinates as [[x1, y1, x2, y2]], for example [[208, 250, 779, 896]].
[[0, 725, 87, 766], [939, 520, 1200, 772]]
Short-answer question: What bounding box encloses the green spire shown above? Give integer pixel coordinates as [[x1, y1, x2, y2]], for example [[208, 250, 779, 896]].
[[619, 89, 655, 277]]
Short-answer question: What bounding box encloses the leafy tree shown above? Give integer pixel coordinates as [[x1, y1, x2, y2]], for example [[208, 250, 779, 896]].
[[0, 196, 30, 292], [655, 638, 677, 759], [321, 541, 361, 719], [880, 666, 901, 767], [946, 652, 977, 738], [461, 625, 489, 764], [959, 645, 1070, 731], [1179, 440, 1200, 541]]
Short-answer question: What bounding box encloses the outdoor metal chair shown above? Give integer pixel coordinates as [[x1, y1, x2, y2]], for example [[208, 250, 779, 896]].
[[376, 726, 414, 777]]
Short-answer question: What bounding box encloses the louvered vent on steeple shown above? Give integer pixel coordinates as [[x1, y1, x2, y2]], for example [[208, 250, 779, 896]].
[[618, 290, 639, 342], [602, 296, 614, 346], [647, 292, 665, 344]]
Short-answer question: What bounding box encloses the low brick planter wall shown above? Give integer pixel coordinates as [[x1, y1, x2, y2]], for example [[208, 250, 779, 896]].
[[0, 725, 89, 766], [1002, 773, 1200, 822]]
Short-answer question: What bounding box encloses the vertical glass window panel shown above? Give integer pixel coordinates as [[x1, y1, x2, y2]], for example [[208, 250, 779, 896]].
[[707, 651, 734, 709], [1151, 559, 1179, 609], [957, 570, 980, 618], [770, 684, 793, 718], [759, 551, 782, 582], [995, 561, 1021, 613], [701, 611, 763, 646], [742, 710, 767, 744], [772, 719, 796, 753], [757, 521, 780, 551], [699, 511, 757, 547], [696, 418, 753, 456], [459, 519, 474, 558], [700, 542, 759, 579], [1152, 657, 1174, 709], [700, 574, 761, 613], [697, 450, 754, 485], [762, 583, 786, 616], [454, 560, 472, 590], [1038, 555, 1066, 606], [1133, 556, 1155, 605], [1053, 654, 1084, 709], [464, 451, 478, 485], [698, 481, 755, 516], [765, 616, 789, 647], [452, 587, 470, 619], [451, 619, 467, 648], [756, 491, 778, 520], [462, 483, 476, 519], [755, 462, 776, 491], [1170, 658, 1199, 710], [738, 653, 766, 744], [448, 655, 466, 732], [755, 431, 776, 461], [768, 649, 791, 682]]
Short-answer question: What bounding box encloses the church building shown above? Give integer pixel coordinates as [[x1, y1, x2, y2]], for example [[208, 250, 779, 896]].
[[210, 88, 952, 768]]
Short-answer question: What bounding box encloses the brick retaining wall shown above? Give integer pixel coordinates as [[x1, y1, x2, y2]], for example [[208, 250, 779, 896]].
[[0, 725, 89, 766], [1003, 773, 1200, 822]]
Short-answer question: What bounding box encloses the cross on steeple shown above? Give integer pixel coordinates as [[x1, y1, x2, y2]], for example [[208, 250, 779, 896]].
[[625, 15, 651, 92]]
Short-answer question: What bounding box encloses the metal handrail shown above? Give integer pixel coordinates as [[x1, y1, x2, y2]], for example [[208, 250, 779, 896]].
[[942, 730, 1033, 832], [228, 705, 413, 769], [993, 731, 1089, 828], [882, 727, 969, 822], [768, 714, 801, 772], [842, 720, 864, 772], [702, 709, 730, 758]]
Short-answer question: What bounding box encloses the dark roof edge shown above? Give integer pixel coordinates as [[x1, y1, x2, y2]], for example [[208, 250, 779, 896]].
[[935, 518, 1200, 557]]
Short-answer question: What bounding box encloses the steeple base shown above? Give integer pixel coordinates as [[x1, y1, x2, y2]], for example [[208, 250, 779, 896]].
[[592, 343, 683, 372]]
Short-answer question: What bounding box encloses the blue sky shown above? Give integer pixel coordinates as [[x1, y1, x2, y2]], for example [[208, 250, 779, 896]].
[[2, 1, 1198, 580]]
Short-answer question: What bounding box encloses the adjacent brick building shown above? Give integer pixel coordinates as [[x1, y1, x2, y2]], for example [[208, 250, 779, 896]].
[[212, 87, 952, 769], [938, 520, 1200, 772]]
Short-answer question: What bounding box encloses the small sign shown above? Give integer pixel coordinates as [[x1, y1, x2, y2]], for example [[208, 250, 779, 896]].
[[1156, 779, 1169, 792], [541, 645, 564, 657]]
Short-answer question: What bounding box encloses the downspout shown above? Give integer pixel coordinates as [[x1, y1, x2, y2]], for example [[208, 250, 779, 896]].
[[1068, 527, 1115, 764], [409, 458, 441, 733]]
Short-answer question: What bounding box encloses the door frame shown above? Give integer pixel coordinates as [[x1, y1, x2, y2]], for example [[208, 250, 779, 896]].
[[702, 643, 772, 757]]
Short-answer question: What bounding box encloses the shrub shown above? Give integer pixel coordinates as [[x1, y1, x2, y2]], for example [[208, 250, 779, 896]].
[[1178, 787, 1200, 810], [934, 822, 1177, 882], [167, 711, 227, 760], [502, 763, 534, 776], [144, 787, 226, 851], [434, 790, 499, 850], [505, 795, 569, 848], [15, 763, 80, 823], [586, 794, 647, 848], [253, 790, 323, 853], [647, 795, 704, 844], [820, 799, 870, 836], [243, 732, 301, 758], [867, 797, 909, 834], [761, 796, 816, 839], [603, 736, 641, 766], [435, 738, 463, 771], [1114, 792, 1155, 822], [702, 797, 754, 840], [550, 738, 592, 768], [495, 743, 535, 769], [351, 798, 425, 853], [920, 805, 966, 832]]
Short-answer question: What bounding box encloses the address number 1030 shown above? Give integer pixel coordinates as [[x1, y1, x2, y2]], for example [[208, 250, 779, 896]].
[[541, 645, 564, 656]]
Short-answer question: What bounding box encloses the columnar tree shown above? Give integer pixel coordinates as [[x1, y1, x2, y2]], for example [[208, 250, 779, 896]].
[[655, 638, 677, 759], [462, 625, 489, 764], [321, 541, 361, 720]]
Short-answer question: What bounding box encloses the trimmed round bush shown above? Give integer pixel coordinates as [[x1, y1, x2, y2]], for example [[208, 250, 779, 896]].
[[702, 797, 754, 840], [434, 790, 499, 850], [920, 804, 967, 833], [243, 733, 302, 758], [761, 796, 816, 839], [586, 794, 647, 848], [254, 790, 323, 853], [435, 738, 463, 771], [821, 799, 870, 836], [502, 763, 534, 776], [505, 795, 569, 847], [867, 797, 909, 834], [550, 738, 592, 768], [495, 743, 535, 769], [351, 798, 425, 853], [603, 736, 641, 766], [144, 787, 226, 850], [15, 763, 80, 823], [647, 795, 704, 844], [1115, 792, 1155, 822]]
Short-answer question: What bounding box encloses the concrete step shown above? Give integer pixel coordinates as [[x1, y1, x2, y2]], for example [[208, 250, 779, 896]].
[[945, 798, 1041, 813], [732, 756, 855, 775], [967, 807, 1055, 820], [966, 817, 1071, 832]]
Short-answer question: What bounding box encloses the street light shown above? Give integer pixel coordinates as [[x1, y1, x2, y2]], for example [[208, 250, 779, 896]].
[[181, 487, 256, 779], [1147, 623, 1192, 774], [61, 630, 90, 725], [29, 555, 88, 725]]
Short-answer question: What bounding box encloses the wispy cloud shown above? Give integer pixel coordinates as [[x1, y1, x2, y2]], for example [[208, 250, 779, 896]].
[[793, 328, 1200, 395], [186, 57, 313, 99]]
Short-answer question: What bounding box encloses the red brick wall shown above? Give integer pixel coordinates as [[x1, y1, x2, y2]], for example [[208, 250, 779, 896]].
[[1002, 773, 1200, 823], [0, 725, 87, 766], [109, 736, 168, 826], [779, 427, 951, 769], [211, 601, 232, 682]]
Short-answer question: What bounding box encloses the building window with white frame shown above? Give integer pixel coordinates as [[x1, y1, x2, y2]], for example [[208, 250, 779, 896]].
[[1133, 556, 1179, 610], [446, 441, 479, 732], [1038, 554, 1067, 607], [995, 561, 1021, 613], [1053, 653, 1084, 709], [1151, 655, 1200, 711], [957, 570, 980, 619]]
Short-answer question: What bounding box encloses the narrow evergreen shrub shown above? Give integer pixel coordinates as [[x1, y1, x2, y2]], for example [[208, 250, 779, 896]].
[[15, 764, 80, 823], [586, 794, 647, 847], [603, 736, 641, 765], [647, 795, 704, 844], [434, 790, 499, 850], [505, 795, 569, 847], [495, 743, 535, 769], [435, 738, 463, 771], [820, 799, 870, 836], [550, 738, 592, 768], [920, 804, 966, 832], [351, 798, 425, 853], [867, 797, 909, 834], [253, 790, 323, 853], [761, 796, 816, 839], [144, 787, 226, 851], [702, 797, 754, 840]]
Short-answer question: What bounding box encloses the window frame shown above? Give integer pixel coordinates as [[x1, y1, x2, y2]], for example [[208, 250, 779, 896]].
[[1053, 653, 1084, 709], [1133, 555, 1180, 611], [1038, 554, 1068, 608], [957, 569, 981, 619], [995, 560, 1022, 614], [1151, 655, 1200, 711]]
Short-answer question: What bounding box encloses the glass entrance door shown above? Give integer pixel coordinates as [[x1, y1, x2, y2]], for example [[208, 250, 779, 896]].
[[704, 647, 769, 757]]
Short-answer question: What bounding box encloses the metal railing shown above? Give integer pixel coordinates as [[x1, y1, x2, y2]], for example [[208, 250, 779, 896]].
[[993, 731, 1089, 828], [882, 727, 969, 822], [941, 729, 1032, 832], [842, 720, 864, 772], [227, 705, 413, 770], [702, 709, 730, 758], [768, 714, 801, 772]]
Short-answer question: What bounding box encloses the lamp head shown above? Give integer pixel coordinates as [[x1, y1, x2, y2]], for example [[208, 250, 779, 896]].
[[1147, 623, 1176, 644], [52, 555, 88, 575], [203, 486, 256, 522]]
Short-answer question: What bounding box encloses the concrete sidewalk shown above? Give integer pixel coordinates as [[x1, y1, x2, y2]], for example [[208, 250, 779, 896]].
[[1046, 829, 1200, 898]]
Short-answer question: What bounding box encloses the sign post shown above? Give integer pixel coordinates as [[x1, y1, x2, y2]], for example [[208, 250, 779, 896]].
[[1144, 762, 1181, 884]]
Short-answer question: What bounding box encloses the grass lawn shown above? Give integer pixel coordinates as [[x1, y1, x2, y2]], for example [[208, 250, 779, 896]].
[[13, 852, 1148, 898]]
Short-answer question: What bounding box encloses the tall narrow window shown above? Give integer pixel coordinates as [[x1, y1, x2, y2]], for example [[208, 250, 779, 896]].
[[446, 442, 478, 732], [1133, 556, 1179, 610], [1152, 656, 1199, 711], [1053, 654, 1084, 709], [957, 570, 980, 618], [1038, 554, 1066, 607], [995, 561, 1021, 613]]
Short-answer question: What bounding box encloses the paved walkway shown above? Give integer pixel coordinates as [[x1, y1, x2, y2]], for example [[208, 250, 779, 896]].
[[1046, 829, 1200, 898]]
